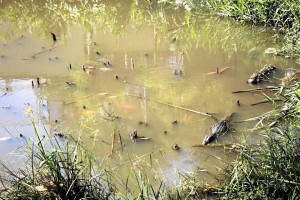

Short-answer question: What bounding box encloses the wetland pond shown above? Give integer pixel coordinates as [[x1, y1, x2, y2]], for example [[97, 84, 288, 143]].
[[0, 0, 298, 187]]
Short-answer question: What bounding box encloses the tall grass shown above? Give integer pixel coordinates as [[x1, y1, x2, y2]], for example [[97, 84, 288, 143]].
[[162, 0, 300, 61], [0, 120, 115, 199], [219, 82, 300, 199]]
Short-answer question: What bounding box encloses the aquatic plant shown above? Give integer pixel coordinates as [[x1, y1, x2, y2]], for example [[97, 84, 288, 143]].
[[0, 120, 115, 199], [218, 82, 300, 199], [203, 0, 300, 61]]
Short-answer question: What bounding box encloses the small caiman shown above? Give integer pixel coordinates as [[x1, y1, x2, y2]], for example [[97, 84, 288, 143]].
[[202, 113, 234, 145], [247, 65, 276, 84]]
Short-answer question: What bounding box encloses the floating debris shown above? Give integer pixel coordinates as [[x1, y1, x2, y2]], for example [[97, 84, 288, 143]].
[[100, 68, 112, 71], [54, 133, 67, 139], [172, 143, 180, 151], [174, 69, 183, 76], [83, 105, 86, 109], [0, 105, 11, 109], [97, 92, 109, 96], [69, 64, 72, 70], [264, 48, 277, 54], [130, 130, 138, 140], [50, 32, 57, 42], [206, 67, 230, 75], [131, 58, 134, 69], [138, 121, 149, 126], [66, 81, 76, 86], [236, 100, 240, 107], [130, 130, 150, 141], [232, 86, 280, 93], [0, 93, 7, 99], [172, 120, 178, 124]]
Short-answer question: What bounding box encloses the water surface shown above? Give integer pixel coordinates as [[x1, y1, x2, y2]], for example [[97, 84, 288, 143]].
[[0, 0, 297, 186]]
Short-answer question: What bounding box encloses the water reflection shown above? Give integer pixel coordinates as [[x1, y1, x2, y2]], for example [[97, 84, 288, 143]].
[[0, 0, 298, 186]]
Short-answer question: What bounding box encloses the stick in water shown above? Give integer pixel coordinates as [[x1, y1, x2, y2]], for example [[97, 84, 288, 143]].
[[232, 86, 280, 94], [50, 32, 57, 42]]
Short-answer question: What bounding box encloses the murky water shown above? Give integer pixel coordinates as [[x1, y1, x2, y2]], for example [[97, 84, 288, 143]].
[[0, 0, 298, 186]]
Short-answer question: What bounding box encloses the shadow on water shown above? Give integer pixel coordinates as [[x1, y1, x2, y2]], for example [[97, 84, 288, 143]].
[[0, 0, 298, 187]]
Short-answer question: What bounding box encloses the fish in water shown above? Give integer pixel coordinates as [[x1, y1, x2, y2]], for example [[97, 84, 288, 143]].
[[202, 113, 234, 145]]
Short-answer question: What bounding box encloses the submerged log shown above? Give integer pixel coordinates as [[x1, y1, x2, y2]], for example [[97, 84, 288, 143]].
[[247, 65, 276, 84]]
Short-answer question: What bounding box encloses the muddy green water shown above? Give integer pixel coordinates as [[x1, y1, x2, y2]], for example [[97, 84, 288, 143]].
[[0, 0, 298, 186]]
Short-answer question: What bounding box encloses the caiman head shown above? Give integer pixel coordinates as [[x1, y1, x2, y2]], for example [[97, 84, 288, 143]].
[[202, 134, 216, 145]]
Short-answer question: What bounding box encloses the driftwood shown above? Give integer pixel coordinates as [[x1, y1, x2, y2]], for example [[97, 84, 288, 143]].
[[126, 93, 213, 117], [232, 86, 280, 94], [247, 65, 276, 84], [192, 143, 237, 148], [130, 130, 150, 141], [0, 93, 7, 99], [135, 136, 151, 140], [193, 143, 261, 149], [22, 46, 60, 60], [251, 99, 282, 106]]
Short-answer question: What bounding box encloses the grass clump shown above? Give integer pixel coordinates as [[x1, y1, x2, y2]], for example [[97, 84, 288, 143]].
[[205, 0, 300, 60], [164, 0, 300, 60], [0, 127, 115, 199], [219, 82, 300, 199]]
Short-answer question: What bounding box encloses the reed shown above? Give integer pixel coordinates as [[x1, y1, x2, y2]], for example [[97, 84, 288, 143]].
[[0, 119, 115, 199], [219, 82, 300, 199]]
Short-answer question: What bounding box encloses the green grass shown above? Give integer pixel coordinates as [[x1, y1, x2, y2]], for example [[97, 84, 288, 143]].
[[2, 82, 300, 199], [0, 121, 115, 199], [218, 82, 300, 199], [163, 0, 300, 61]]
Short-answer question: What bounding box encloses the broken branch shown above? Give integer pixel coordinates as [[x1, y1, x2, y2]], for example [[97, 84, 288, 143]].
[[232, 86, 280, 94]]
